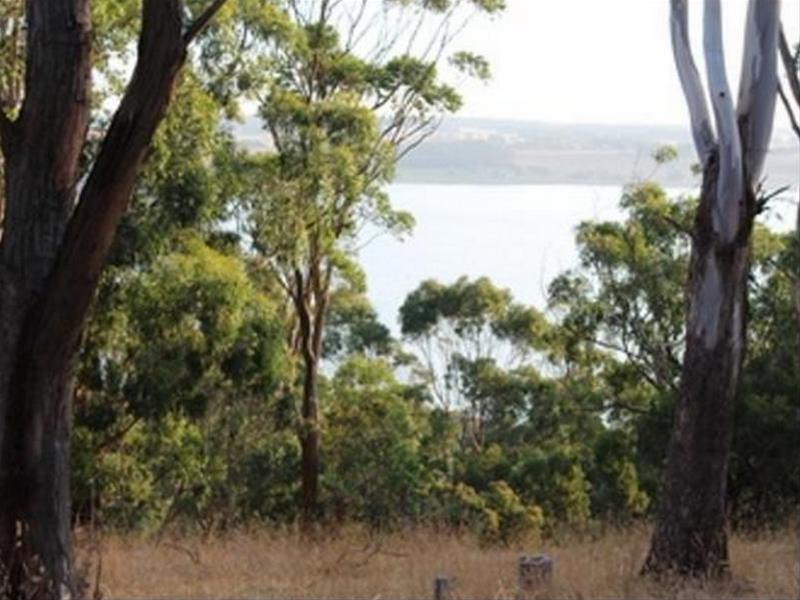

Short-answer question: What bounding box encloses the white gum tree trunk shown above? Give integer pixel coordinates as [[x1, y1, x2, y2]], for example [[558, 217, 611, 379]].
[[643, 0, 780, 578]]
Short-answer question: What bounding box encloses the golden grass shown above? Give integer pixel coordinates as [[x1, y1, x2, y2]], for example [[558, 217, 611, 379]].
[[77, 524, 799, 599]]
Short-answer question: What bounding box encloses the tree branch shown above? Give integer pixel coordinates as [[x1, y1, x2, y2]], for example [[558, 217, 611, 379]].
[[779, 27, 800, 108], [669, 0, 716, 165], [184, 0, 230, 45], [778, 83, 800, 139], [29, 0, 189, 371], [736, 0, 780, 186], [703, 0, 744, 243]]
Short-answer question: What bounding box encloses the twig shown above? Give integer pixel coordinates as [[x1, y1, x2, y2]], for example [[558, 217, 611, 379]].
[[778, 83, 800, 139], [163, 542, 203, 565], [184, 0, 230, 44]]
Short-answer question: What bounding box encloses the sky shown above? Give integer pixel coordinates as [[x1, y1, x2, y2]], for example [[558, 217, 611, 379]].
[[449, 0, 800, 127]]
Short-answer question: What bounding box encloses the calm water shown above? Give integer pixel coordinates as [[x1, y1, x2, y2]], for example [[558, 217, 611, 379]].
[[357, 183, 797, 332]]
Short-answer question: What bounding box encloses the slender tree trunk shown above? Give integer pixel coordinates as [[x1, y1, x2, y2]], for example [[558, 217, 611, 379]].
[[299, 350, 321, 523], [293, 265, 329, 524], [643, 159, 753, 578]]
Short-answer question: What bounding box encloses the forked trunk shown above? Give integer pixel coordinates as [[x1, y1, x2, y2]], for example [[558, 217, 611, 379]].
[[0, 1, 226, 596], [643, 0, 779, 578], [643, 160, 752, 577]]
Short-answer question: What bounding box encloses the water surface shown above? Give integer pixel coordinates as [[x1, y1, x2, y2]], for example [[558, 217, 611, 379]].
[[358, 183, 796, 332]]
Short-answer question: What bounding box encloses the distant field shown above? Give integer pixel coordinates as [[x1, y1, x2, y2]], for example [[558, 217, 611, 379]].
[[77, 525, 798, 599]]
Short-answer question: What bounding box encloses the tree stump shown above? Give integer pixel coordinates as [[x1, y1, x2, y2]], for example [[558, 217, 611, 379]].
[[433, 575, 454, 600], [518, 554, 553, 595]]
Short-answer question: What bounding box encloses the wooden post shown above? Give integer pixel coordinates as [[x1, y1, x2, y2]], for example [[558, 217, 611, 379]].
[[518, 554, 553, 595], [433, 575, 454, 600]]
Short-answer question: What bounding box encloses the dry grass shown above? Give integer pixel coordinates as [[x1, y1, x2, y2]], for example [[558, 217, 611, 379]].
[[77, 524, 799, 599]]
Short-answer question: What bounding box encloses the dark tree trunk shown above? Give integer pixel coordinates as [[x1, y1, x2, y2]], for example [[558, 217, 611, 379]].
[[643, 158, 753, 578], [293, 266, 322, 524], [0, 2, 92, 595], [299, 351, 321, 523], [0, 1, 227, 597]]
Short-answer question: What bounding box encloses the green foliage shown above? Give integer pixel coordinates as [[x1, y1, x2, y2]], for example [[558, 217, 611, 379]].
[[449, 52, 492, 81], [651, 145, 678, 165], [323, 287, 394, 361], [113, 75, 238, 266], [548, 182, 691, 394], [64, 3, 795, 539], [400, 276, 550, 413], [547, 180, 800, 525], [426, 480, 543, 545], [323, 357, 428, 526], [74, 238, 287, 529], [590, 430, 650, 521]]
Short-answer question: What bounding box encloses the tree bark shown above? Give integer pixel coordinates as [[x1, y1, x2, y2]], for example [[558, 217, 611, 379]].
[[0, 1, 228, 597], [0, 2, 92, 595], [643, 159, 752, 578]]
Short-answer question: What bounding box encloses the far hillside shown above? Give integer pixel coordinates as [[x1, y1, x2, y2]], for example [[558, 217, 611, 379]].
[[229, 116, 800, 187]]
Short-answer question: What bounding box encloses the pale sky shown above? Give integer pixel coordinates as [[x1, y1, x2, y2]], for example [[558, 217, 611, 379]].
[[450, 0, 800, 127]]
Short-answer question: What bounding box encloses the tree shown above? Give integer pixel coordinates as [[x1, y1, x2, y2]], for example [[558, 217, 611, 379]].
[[548, 182, 692, 397], [643, 0, 780, 578], [548, 179, 799, 527], [323, 356, 428, 527], [74, 235, 287, 532], [0, 1, 229, 596], [239, 0, 502, 522], [399, 276, 549, 449]]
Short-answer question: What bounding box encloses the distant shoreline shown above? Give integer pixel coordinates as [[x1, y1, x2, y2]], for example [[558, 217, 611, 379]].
[[389, 176, 798, 195], [231, 116, 799, 190], [392, 171, 702, 188]]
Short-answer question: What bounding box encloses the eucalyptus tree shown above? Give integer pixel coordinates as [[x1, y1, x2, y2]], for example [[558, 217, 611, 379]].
[[239, 0, 503, 521], [0, 0, 230, 596], [643, 0, 780, 578], [400, 276, 549, 447], [547, 182, 692, 398]]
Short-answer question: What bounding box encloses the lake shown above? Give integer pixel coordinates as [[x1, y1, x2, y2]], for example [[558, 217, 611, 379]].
[[357, 183, 797, 332]]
